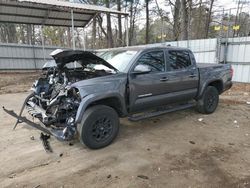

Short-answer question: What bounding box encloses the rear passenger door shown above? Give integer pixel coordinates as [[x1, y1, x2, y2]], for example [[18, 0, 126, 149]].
[[165, 50, 199, 101]]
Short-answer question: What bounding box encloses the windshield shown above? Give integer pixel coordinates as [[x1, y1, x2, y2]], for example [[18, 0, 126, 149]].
[[97, 50, 138, 72], [62, 61, 115, 73]]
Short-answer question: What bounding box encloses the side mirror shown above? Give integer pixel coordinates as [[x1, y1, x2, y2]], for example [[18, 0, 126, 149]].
[[133, 64, 151, 74]]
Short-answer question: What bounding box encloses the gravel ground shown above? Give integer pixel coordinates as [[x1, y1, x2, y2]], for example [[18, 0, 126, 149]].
[[0, 73, 250, 188]]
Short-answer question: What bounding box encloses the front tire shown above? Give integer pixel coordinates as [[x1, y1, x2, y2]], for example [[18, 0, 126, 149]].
[[78, 105, 120, 149], [197, 86, 219, 114]]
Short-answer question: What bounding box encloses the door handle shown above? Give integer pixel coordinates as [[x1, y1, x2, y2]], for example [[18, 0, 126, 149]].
[[189, 74, 197, 78], [160, 77, 169, 81]]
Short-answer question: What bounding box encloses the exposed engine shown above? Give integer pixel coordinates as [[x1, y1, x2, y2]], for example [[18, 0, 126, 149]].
[[1, 49, 118, 143], [26, 66, 110, 141]]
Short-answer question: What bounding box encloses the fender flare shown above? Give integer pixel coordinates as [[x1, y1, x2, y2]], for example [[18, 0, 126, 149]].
[[198, 78, 223, 99], [75, 92, 127, 123]]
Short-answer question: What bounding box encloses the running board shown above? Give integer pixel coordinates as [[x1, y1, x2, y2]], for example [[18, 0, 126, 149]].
[[128, 103, 196, 121]]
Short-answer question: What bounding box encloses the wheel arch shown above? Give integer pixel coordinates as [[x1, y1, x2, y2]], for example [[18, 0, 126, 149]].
[[198, 79, 223, 98], [75, 93, 127, 124], [207, 80, 223, 94], [87, 97, 125, 117]]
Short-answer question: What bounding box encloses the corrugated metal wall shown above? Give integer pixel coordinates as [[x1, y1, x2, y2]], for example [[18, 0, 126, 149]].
[[227, 37, 250, 64], [165, 38, 218, 64], [0, 37, 250, 83], [225, 37, 250, 83], [232, 64, 250, 83], [0, 43, 61, 70]]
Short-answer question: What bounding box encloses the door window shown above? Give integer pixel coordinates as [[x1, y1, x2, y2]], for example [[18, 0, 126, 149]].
[[136, 51, 165, 72], [168, 51, 192, 71]]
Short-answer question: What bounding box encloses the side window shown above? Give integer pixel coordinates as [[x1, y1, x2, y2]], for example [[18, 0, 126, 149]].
[[168, 50, 192, 70], [136, 51, 165, 72]]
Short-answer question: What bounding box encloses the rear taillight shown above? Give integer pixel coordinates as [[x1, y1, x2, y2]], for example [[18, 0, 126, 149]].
[[230, 67, 234, 78]]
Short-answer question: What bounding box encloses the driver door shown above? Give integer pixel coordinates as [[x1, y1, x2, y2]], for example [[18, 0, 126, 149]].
[[128, 50, 169, 113]]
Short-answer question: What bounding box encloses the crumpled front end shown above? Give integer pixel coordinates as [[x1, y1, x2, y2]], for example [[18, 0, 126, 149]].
[[3, 49, 117, 142], [26, 81, 81, 141]]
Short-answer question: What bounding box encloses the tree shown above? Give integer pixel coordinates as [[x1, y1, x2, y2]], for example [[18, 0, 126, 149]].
[[180, 0, 188, 40], [127, 0, 141, 46], [145, 0, 150, 44], [204, 0, 214, 38], [105, 0, 114, 48], [0, 23, 18, 43], [117, 0, 123, 46], [172, 0, 181, 40]]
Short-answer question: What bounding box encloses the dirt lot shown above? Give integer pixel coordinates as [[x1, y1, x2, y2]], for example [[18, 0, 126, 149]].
[[0, 73, 250, 188], [0, 72, 39, 94]]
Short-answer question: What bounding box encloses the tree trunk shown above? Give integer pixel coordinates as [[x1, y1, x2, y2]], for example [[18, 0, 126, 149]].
[[67, 27, 71, 47], [97, 25, 102, 48], [187, 0, 192, 39], [129, 1, 134, 45], [180, 0, 188, 40], [145, 0, 150, 44], [233, 0, 241, 37], [0, 24, 7, 43], [7, 24, 17, 43], [197, 0, 202, 39], [117, 0, 122, 46], [204, 0, 214, 38], [91, 0, 97, 49], [20, 25, 26, 44], [27, 24, 32, 45], [173, 0, 181, 41], [92, 17, 97, 49], [155, 0, 164, 42], [32, 24, 35, 45], [105, 0, 114, 48]]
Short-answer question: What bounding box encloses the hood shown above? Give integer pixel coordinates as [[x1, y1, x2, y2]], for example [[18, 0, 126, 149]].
[[50, 49, 117, 71]]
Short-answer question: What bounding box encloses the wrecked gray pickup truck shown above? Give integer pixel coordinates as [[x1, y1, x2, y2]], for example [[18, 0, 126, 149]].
[[4, 47, 233, 149]]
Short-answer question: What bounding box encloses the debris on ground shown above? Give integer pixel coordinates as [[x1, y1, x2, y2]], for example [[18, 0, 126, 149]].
[[69, 143, 74, 146], [30, 136, 35, 140], [153, 119, 160, 123], [40, 133, 52, 153], [59, 153, 63, 157], [107, 174, 111, 179], [233, 120, 240, 128], [1, 85, 250, 187], [198, 118, 203, 122], [33, 185, 41, 188], [8, 173, 16, 179], [189, 141, 195, 144], [246, 101, 250, 105], [137, 175, 149, 180]]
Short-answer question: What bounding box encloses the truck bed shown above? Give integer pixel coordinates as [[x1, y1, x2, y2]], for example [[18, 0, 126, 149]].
[[196, 63, 232, 95], [197, 63, 226, 68]]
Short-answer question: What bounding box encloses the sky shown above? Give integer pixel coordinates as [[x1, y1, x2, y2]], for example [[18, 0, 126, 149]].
[[151, 0, 250, 15], [135, 0, 250, 28], [81, 0, 250, 35], [155, 0, 241, 14]]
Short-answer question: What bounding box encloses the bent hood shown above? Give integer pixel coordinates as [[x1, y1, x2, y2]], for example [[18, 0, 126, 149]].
[[50, 49, 117, 71]]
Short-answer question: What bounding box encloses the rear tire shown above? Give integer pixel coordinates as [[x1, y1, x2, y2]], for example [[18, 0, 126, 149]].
[[197, 86, 219, 114], [78, 105, 119, 149]]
